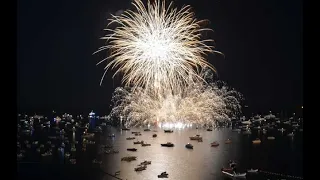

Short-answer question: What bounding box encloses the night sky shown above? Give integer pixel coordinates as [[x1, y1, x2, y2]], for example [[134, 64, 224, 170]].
[[17, 0, 302, 115]]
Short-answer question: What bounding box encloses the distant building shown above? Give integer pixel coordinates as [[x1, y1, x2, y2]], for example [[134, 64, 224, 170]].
[[89, 110, 96, 129]]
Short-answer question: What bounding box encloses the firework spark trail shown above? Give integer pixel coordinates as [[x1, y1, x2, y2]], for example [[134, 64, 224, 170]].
[[108, 69, 243, 127], [95, 0, 221, 94]]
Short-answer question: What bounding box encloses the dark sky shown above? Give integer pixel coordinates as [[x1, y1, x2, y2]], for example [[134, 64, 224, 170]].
[[17, 0, 302, 115]]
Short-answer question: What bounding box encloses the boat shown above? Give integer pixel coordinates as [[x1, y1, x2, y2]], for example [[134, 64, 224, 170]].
[[140, 160, 151, 165], [92, 159, 102, 164], [133, 141, 144, 144], [164, 130, 173, 133], [243, 130, 252, 135], [190, 135, 203, 141], [287, 132, 294, 137], [252, 139, 261, 144], [158, 172, 168, 178], [185, 143, 193, 149], [153, 134, 157, 137], [221, 171, 246, 178], [126, 137, 135, 140], [127, 148, 137, 151], [278, 128, 286, 132], [207, 128, 213, 131], [132, 131, 140, 134], [121, 156, 137, 162], [211, 141, 219, 147], [144, 129, 151, 131], [135, 165, 147, 171], [247, 169, 258, 173], [142, 143, 151, 146], [108, 134, 115, 137], [134, 133, 142, 136], [267, 136, 275, 140], [161, 142, 174, 147], [225, 139, 232, 144], [41, 151, 52, 157], [221, 167, 233, 172], [122, 128, 130, 131], [232, 129, 241, 132]]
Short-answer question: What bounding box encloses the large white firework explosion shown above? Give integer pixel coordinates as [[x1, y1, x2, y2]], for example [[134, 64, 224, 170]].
[[95, 0, 221, 94], [108, 69, 243, 127]]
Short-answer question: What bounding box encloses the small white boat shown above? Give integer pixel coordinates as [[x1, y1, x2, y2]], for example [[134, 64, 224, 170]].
[[267, 136, 275, 140], [247, 169, 258, 173], [252, 139, 261, 144], [222, 171, 246, 178]]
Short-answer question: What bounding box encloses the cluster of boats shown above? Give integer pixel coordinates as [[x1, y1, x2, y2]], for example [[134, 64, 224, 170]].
[[17, 113, 105, 164]]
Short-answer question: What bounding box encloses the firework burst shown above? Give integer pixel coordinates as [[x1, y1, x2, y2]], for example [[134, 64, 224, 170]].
[[95, 0, 220, 94], [108, 69, 243, 127]]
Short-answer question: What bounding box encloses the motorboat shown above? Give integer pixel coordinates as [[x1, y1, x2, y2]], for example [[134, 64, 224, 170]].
[[225, 139, 232, 144], [252, 139, 261, 144], [127, 148, 137, 151], [140, 160, 151, 165], [161, 142, 174, 147], [144, 129, 151, 131], [211, 141, 220, 147], [164, 130, 173, 133], [135, 165, 147, 171], [121, 156, 137, 162], [153, 134, 157, 137], [185, 143, 193, 149], [267, 136, 275, 140], [133, 141, 144, 144], [132, 131, 140, 134], [122, 128, 130, 131], [158, 172, 168, 178], [141, 143, 151, 146], [207, 128, 213, 131], [126, 137, 135, 140], [247, 169, 258, 173], [190, 135, 202, 141], [134, 133, 142, 136]]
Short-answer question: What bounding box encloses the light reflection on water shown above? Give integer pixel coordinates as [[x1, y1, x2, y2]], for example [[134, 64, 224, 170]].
[[98, 126, 302, 180], [100, 127, 242, 180]]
